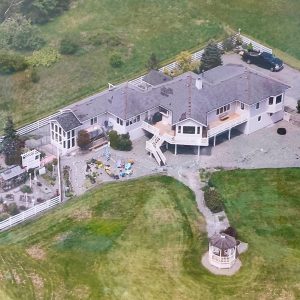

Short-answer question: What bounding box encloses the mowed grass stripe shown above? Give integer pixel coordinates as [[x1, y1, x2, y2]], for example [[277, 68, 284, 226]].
[[0, 173, 300, 299]]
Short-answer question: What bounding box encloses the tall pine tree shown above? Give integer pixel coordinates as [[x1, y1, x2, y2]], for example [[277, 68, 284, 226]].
[[2, 116, 22, 166], [200, 42, 222, 72]]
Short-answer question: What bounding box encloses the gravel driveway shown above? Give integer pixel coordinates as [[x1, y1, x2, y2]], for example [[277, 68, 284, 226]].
[[223, 53, 300, 109]]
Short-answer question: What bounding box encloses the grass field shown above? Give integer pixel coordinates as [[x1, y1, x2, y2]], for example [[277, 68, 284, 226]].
[[0, 172, 300, 299], [1, 0, 300, 128]]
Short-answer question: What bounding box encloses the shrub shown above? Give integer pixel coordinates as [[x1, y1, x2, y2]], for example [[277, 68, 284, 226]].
[[45, 163, 53, 172], [222, 226, 238, 239], [109, 130, 132, 151], [26, 47, 61, 67], [7, 203, 20, 216], [247, 42, 254, 51], [203, 187, 224, 213], [30, 68, 40, 83], [0, 213, 10, 221], [146, 53, 159, 70], [110, 53, 123, 68], [222, 36, 235, 52], [0, 51, 28, 74], [60, 36, 80, 55], [21, 185, 32, 194]]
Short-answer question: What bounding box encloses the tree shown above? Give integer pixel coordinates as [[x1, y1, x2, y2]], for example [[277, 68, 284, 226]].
[[200, 41, 222, 72], [2, 116, 23, 165], [0, 14, 45, 51], [146, 53, 159, 70], [21, 0, 70, 24], [77, 130, 91, 150], [0, 51, 28, 74], [172, 51, 200, 76]]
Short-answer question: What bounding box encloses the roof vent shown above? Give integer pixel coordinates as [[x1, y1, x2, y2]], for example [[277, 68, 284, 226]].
[[195, 77, 203, 90]]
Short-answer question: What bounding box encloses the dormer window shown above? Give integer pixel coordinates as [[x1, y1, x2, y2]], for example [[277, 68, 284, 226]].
[[216, 104, 230, 115], [269, 97, 274, 105], [276, 94, 282, 104]]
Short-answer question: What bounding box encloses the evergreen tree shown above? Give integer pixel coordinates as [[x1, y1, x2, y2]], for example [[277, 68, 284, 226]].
[[146, 53, 159, 70], [2, 116, 22, 165], [200, 42, 222, 72]]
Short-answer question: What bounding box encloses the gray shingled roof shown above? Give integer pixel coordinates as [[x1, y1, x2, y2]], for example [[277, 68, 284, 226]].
[[66, 65, 290, 126], [0, 165, 26, 181], [53, 111, 82, 132], [210, 233, 237, 250], [143, 70, 172, 86]]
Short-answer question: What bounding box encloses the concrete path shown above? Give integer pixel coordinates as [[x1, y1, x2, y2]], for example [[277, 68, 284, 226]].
[[168, 166, 229, 238]]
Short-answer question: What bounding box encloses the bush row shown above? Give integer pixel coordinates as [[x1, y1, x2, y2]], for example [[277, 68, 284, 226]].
[[109, 130, 132, 151], [203, 186, 224, 213]]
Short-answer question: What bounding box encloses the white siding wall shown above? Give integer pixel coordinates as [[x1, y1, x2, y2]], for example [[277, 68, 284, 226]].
[[246, 110, 283, 134]]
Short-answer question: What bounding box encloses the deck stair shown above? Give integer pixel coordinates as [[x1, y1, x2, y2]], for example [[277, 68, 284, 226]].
[[146, 135, 166, 166]]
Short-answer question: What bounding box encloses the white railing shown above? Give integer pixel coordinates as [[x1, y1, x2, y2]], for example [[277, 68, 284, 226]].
[[141, 121, 160, 136], [239, 35, 272, 54], [208, 115, 248, 137], [0, 196, 61, 232], [0, 34, 271, 142]]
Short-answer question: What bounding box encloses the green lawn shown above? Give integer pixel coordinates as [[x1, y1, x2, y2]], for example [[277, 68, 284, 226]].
[[1, 0, 300, 128], [0, 172, 300, 299]]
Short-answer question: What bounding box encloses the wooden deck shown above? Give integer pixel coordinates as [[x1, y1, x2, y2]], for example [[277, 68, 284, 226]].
[[154, 121, 175, 136], [208, 113, 241, 129]]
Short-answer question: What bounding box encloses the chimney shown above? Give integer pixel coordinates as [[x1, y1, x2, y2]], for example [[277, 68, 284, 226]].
[[195, 77, 203, 90]]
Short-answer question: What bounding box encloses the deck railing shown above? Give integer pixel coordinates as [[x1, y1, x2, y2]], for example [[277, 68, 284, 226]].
[[0, 196, 61, 232]]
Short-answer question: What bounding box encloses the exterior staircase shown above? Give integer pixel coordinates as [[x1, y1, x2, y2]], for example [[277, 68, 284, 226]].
[[145, 135, 166, 166]]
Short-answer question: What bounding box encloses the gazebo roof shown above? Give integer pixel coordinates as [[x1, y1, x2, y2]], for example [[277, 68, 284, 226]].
[[210, 233, 236, 250]]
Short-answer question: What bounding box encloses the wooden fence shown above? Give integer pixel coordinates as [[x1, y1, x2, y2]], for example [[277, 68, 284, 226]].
[[0, 196, 61, 232]]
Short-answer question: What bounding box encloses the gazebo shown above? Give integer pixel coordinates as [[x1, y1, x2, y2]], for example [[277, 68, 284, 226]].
[[208, 233, 237, 269]]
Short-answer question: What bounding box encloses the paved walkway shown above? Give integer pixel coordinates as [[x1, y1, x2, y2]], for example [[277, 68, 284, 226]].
[[168, 166, 229, 238]]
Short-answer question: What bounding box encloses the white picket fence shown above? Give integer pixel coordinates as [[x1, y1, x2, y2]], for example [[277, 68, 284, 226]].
[[0, 34, 272, 141], [0, 196, 61, 232]]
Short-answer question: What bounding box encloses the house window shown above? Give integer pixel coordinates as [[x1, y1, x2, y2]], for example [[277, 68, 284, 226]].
[[183, 126, 195, 134], [90, 117, 97, 125], [67, 140, 70, 149], [258, 116, 261, 122], [55, 125, 58, 132], [197, 127, 200, 134], [67, 132, 70, 139], [270, 113, 273, 116], [137, 115, 140, 122], [120, 119, 123, 126], [216, 104, 230, 115], [178, 126, 181, 133], [276, 95, 282, 104], [126, 120, 129, 126], [71, 138, 75, 147], [72, 130, 75, 137], [241, 103, 245, 110], [63, 141, 66, 148], [256, 103, 260, 109], [51, 123, 54, 130], [59, 127, 62, 135], [117, 117, 120, 124], [269, 97, 274, 105]]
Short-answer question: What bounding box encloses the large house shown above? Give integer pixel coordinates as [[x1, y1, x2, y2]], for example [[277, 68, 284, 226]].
[[50, 64, 289, 165]]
